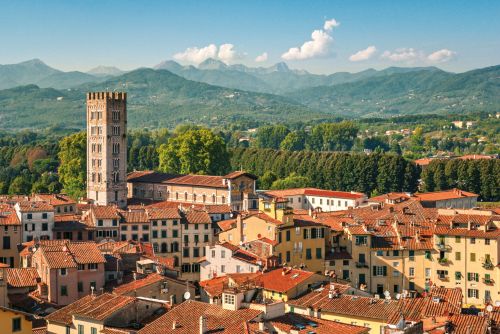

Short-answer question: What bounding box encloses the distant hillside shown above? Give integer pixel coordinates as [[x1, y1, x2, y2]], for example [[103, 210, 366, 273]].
[[0, 59, 106, 89], [154, 58, 441, 94], [286, 65, 500, 118], [0, 69, 323, 130]]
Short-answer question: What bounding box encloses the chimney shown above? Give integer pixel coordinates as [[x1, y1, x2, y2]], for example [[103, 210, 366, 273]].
[[308, 207, 313, 217], [172, 320, 177, 329], [199, 315, 207, 334]]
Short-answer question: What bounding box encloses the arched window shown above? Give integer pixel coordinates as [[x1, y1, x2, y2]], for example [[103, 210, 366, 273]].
[[171, 241, 179, 253], [161, 242, 168, 253], [175, 192, 179, 200], [153, 243, 159, 253]]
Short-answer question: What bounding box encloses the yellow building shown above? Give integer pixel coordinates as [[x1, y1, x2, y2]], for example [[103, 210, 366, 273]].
[[0, 306, 33, 334], [218, 195, 329, 273]]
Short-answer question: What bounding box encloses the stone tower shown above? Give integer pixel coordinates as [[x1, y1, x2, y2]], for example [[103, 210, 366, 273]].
[[86, 92, 127, 208]]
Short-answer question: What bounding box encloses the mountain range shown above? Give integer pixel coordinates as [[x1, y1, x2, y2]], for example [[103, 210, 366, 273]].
[[0, 58, 498, 130]]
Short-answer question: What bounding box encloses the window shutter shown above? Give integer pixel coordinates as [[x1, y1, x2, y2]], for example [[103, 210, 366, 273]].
[[373, 266, 377, 276], [383, 266, 387, 276]]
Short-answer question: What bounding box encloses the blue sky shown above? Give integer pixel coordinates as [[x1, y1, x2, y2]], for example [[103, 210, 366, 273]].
[[1, 0, 499, 74]]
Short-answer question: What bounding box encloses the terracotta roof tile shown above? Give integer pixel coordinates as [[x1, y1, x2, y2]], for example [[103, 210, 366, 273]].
[[185, 210, 212, 224], [112, 273, 165, 295], [5, 268, 39, 288], [127, 171, 180, 183], [120, 210, 149, 223], [137, 300, 262, 334], [146, 208, 182, 220], [91, 205, 121, 219], [0, 206, 20, 225], [263, 313, 370, 334], [415, 188, 478, 201], [223, 171, 257, 180], [217, 219, 237, 232], [16, 201, 54, 212], [258, 268, 315, 293], [166, 174, 225, 188], [265, 188, 364, 200], [34, 194, 76, 206]]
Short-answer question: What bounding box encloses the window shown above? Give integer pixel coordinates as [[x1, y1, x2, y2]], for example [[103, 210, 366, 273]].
[[152, 231, 158, 238], [468, 289, 479, 299], [173, 230, 178, 238], [3, 236, 10, 249], [470, 253, 476, 262], [193, 248, 200, 258], [471, 238, 476, 244], [183, 248, 190, 258], [373, 266, 387, 276], [316, 248, 322, 259], [61, 285, 68, 296], [306, 248, 312, 260], [204, 234, 209, 242], [409, 267, 415, 277], [409, 250, 415, 261], [91, 328, 97, 334], [221, 265, 225, 273], [393, 250, 399, 256], [455, 271, 462, 280], [42, 223, 48, 231], [286, 251, 291, 262], [485, 238, 491, 245], [455, 236, 461, 243], [376, 250, 383, 256], [224, 294, 235, 305], [97, 220, 103, 227], [60, 268, 67, 276], [78, 264, 84, 270], [468, 272, 479, 282], [221, 250, 226, 258], [425, 268, 431, 278], [78, 324, 84, 334], [27, 213, 32, 219], [455, 252, 461, 261], [286, 230, 291, 241], [88, 263, 98, 270], [42, 213, 48, 219], [355, 236, 367, 246], [425, 251, 431, 260], [12, 318, 21, 332], [78, 281, 83, 292]]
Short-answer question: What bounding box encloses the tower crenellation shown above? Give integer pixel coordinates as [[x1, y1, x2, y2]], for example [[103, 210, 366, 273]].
[[86, 91, 128, 208]]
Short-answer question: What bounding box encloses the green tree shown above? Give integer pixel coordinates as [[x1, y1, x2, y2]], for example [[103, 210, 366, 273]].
[[259, 171, 278, 189], [255, 125, 290, 149], [271, 173, 310, 190], [8, 175, 31, 195], [280, 131, 306, 151], [58, 132, 86, 199], [158, 129, 229, 175]]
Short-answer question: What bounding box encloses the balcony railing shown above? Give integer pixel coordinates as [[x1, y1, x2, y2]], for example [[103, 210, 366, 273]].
[[438, 258, 449, 265], [438, 276, 449, 281], [483, 278, 495, 285], [355, 262, 369, 268], [482, 262, 494, 270], [436, 243, 450, 251]]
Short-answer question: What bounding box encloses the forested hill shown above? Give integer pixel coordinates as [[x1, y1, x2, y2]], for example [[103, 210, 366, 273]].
[[0, 69, 324, 130], [286, 65, 500, 118], [0, 63, 499, 130]]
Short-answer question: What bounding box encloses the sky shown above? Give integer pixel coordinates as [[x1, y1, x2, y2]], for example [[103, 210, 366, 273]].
[[0, 0, 499, 74]]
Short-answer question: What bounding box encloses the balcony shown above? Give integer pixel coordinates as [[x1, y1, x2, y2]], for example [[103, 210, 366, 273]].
[[355, 262, 369, 268], [438, 275, 449, 282], [436, 243, 450, 251], [483, 278, 495, 285], [438, 258, 449, 265], [482, 261, 494, 270]]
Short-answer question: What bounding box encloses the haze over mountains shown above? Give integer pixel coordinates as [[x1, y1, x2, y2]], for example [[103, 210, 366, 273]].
[[0, 58, 498, 130]]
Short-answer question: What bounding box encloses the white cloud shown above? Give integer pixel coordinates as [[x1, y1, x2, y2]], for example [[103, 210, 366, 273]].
[[173, 43, 244, 64], [380, 48, 423, 62], [324, 18, 340, 31], [173, 44, 218, 64], [217, 43, 243, 63], [349, 46, 377, 62], [255, 52, 268, 62], [427, 49, 456, 63]]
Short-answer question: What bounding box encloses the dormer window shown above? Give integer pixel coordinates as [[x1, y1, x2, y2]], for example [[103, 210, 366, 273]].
[[60, 268, 67, 276]]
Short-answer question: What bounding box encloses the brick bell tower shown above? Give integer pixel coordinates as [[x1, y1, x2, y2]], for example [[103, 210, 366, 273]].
[[86, 92, 128, 208]]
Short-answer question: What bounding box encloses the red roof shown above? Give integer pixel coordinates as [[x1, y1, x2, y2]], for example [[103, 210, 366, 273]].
[[265, 188, 365, 200], [258, 268, 315, 293], [113, 273, 165, 295], [414, 188, 478, 202], [262, 313, 370, 334], [185, 209, 212, 224], [146, 208, 182, 220], [5, 268, 39, 287]]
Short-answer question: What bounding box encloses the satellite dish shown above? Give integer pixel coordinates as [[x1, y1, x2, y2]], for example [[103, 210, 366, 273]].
[[487, 305, 494, 312], [396, 294, 401, 300], [384, 290, 391, 298], [183, 291, 191, 300]]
